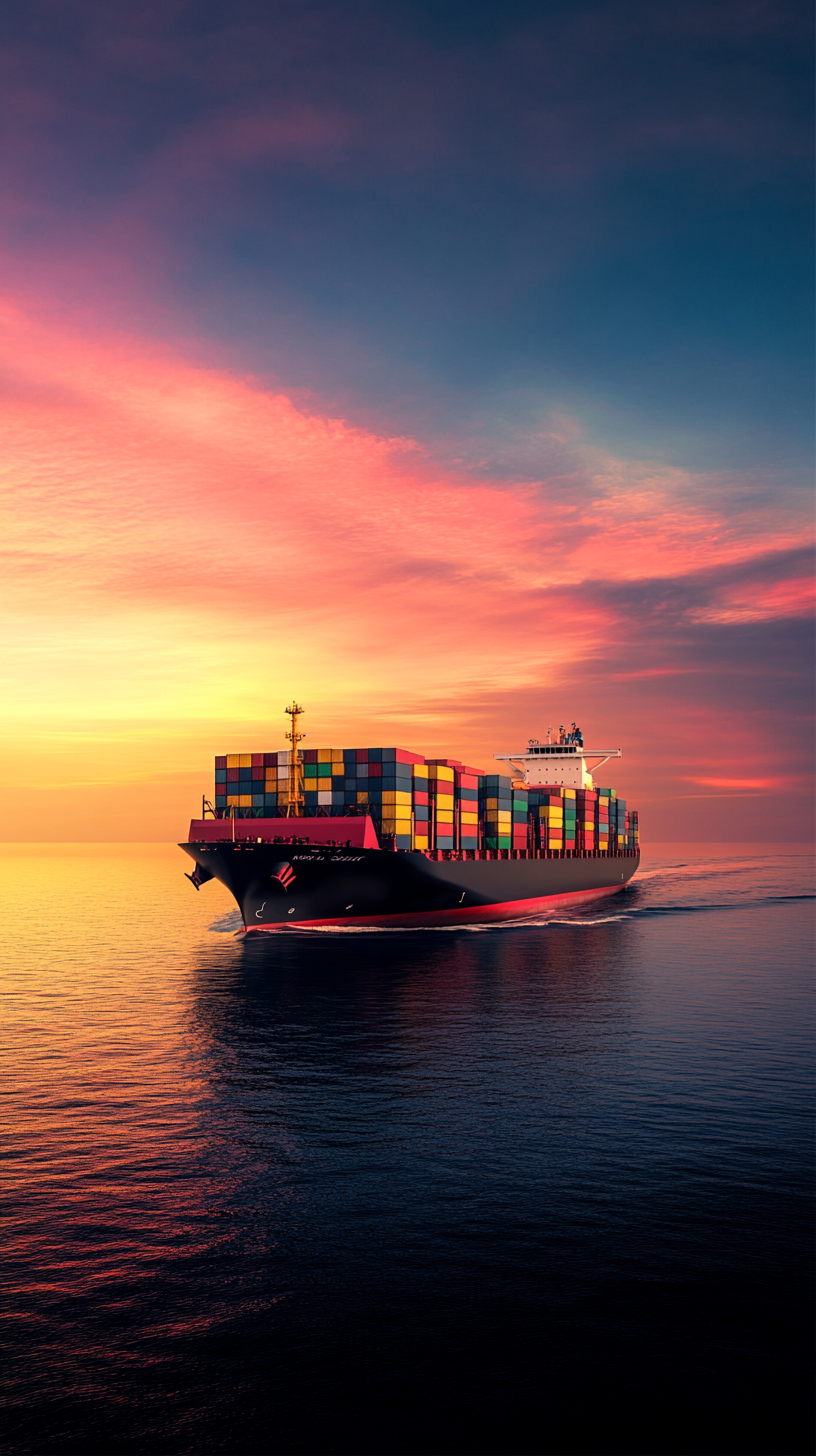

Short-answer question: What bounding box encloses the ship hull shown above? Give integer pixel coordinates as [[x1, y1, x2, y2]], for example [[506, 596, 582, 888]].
[[181, 828, 639, 930]]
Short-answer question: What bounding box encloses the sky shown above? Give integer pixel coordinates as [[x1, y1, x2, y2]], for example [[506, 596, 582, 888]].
[[1, 0, 813, 841]]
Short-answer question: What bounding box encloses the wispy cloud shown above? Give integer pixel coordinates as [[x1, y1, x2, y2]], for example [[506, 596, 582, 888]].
[[2, 298, 812, 838]]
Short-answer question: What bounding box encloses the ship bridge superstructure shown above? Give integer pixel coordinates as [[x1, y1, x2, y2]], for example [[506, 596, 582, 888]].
[[495, 724, 621, 789]]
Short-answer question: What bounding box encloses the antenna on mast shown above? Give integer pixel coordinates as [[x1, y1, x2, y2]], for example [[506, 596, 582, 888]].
[[284, 702, 305, 817]]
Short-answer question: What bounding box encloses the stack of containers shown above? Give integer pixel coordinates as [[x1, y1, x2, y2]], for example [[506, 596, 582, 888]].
[[525, 788, 541, 848], [480, 774, 513, 849], [214, 751, 288, 817], [293, 747, 423, 847], [345, 747, 382, 821], [524, 787, 577, 851], [223, 754, 252, 812], [266, 750, 289, 811], [214, 756, 227, 810], [250, 754, 265, 810], [562, 789, 577, 850], [427, 760, 486, 850], [512, 784, 529, 850], [427, 764, 456, 849], [301, 747, 345, 808], [379, 749, 418, 847], [538, 792, 564, 851], [212, 749, 637, 853], [613, 797, 626, 850], [597, 788, 612, 851], [456, 767, 480, 849], [575, 788, 598, 852], [345, 749, 372, 814], [412, 762, 429, 849]]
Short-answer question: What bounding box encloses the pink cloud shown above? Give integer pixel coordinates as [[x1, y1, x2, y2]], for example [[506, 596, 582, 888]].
[[688, 574, 815, 624], [1, 297, 813, 840], [686, 777, 792, 790]]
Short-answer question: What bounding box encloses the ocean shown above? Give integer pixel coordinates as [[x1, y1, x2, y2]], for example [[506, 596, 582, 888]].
[[2, 844, 813, 1455]]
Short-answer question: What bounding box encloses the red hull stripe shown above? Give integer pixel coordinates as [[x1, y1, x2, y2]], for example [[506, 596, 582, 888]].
[[245, 881, 626, 932]]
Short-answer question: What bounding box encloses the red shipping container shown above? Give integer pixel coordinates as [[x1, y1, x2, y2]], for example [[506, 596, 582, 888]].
[[395, 748, 426, 765], [413, 791, 429, 806], [356, 749, 368, 763], [456, 774, 479, 790], [368, 762, 382, 777], [215, 755, 227, 770], [251, 753, 264, 767], [227, 768, 239, 782]]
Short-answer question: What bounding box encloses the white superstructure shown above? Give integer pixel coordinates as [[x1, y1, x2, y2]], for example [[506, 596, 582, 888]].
[[495, 725, 621, 789]]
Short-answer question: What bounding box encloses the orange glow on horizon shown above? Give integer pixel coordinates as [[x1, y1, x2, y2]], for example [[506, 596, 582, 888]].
[[1, 299, 812, 842]]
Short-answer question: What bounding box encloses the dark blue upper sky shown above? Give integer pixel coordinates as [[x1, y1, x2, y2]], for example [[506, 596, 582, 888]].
[[2, 0, 813, 473]]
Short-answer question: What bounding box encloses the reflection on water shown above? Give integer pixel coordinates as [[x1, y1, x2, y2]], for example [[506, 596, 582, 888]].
[[2, 844, 813, 1455]]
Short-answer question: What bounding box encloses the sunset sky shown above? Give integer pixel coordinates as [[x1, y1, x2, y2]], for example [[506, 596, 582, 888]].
[[2, 0, 813, 841]]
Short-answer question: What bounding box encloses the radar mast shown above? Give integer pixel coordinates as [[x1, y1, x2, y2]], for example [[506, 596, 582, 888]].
[[284, 701, 305, 816]]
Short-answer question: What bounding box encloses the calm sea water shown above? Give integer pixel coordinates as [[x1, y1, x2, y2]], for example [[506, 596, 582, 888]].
[[2, 844, 813, 1456]]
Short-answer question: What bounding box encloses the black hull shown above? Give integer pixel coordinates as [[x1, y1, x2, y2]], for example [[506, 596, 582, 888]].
[[180, 841, 640, 929]]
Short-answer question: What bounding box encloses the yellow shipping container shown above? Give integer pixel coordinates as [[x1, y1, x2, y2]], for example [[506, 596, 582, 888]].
[[381, 791, 412, 805], [226, 794, 239, 805], [413, 764, 428, 779], [357, 791, 369, 804], [239, 754, 251, 767], [461, 812, 478, 825], [429, 765, 454, 781], [226, 754, 240, 768], [239, 795, 251, 807], [332, 750, 343, 762], [414, 836, 429, 849], [317, 748, 332, 763], [437, 812, 454, 825]]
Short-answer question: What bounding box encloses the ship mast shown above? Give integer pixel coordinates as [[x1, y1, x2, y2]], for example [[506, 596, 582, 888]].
[[284, 701, 305, 817]]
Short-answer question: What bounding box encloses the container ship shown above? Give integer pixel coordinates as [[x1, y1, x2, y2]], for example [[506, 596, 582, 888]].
[[180, 704, 640, 931]]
